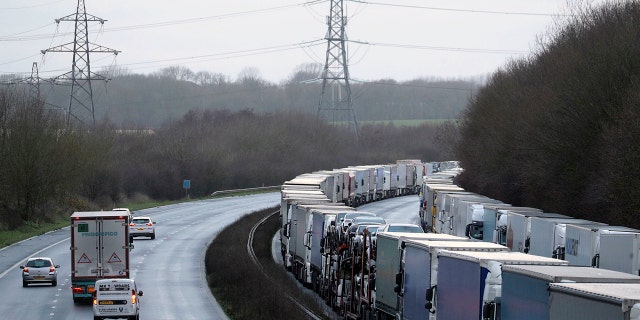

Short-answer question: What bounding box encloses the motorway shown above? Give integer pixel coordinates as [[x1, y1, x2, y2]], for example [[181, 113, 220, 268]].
[[0, 192, 418, 319]]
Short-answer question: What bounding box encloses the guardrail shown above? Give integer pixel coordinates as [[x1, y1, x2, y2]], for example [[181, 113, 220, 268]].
[[210, 185, 281, 197]]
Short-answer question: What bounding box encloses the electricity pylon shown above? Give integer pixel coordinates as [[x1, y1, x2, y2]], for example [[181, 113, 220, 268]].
[[41, 0, 119, 128], [317, 0, 359, 138], [28, 62, 41, 105]]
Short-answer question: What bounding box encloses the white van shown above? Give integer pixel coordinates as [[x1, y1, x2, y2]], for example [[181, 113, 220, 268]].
[[93, 278, 143, 320]]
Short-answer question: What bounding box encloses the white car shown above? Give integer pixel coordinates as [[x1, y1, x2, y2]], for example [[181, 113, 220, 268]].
[[378, 223, 424, 233], [93, 278, 143, 320], [129, 216, 156, 239]]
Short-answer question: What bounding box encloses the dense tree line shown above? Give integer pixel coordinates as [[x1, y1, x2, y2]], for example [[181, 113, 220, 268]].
[[0, 87, 447, 230], [454, 2, 640, 229], [25, 63, 476, 128]]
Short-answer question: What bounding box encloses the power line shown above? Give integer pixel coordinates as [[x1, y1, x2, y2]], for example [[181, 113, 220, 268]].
[[346, 0, 573, 17], [347, 39, 529, 55], [0, 1, 328, 41]]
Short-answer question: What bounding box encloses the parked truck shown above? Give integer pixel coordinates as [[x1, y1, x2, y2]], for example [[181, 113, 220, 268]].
[[400, 240, 508, 320], [435, 250, 568, 320], [375, 232, 474, 320], [70, 210, 133, 303], [548, 283, 640, 320], [564, 223, 640, 272], [503, 211, 569, 252], [527, 217, 602, 258], [501, 264, 640, 320]]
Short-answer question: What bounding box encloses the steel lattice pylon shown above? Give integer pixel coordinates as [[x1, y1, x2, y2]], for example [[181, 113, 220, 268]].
[[317, 0, 359, 138], [42, 0, 119, 128]]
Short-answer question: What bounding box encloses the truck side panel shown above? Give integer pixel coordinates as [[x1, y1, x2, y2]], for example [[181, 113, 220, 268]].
[[549, 291, 620, 320], [501, 271, 551, 320], [374, 235, 401, 316], [402, 245, 431, 320], [436, 256, 483, 320]]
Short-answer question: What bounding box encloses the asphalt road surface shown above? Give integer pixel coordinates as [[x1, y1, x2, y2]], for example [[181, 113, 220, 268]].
[[0, 193, 280, 320], [0, 192, 418, 320]]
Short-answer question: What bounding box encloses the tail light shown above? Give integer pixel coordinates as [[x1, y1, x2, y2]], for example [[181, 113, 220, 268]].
[[129, 223, 135, 226], [131, 290, 137, 304], [72, 287, 85, 294], [146, 223, 153, 226], [23, 267, 29, 273], [49, 266, 55, 273]]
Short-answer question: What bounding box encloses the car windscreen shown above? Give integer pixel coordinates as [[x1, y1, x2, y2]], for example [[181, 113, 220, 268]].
[[27, 259, 51, 267]]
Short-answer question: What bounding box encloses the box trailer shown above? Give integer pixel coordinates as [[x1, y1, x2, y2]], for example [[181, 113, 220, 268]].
[[503, 211, 569, 252], [420, 183, 465, 232], [447, 194, 502, 239], [527, 217, 601, 258], [483, 205, 541, 244], [501, 265, 640, 320], [375, 232, 469, 319], [70, 210, 133, 303], [434, 191, 476, 235], [599, 232, 640, 275], [564, 224, 639, 270], [400, 240, 507, 320], [436, 251, 568, 320], [548, 283, 640, 320]]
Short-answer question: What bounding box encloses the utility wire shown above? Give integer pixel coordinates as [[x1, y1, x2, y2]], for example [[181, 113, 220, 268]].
[[347, 0, 572, 17], [348, 39, 529, 55]]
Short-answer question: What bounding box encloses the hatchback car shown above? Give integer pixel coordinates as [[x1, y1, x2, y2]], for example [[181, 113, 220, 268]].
[[20, 257, 59, 287], [129, 216, 156, 239]]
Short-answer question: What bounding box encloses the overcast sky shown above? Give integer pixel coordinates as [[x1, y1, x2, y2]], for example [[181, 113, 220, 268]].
[[0, 0, 612, 83]]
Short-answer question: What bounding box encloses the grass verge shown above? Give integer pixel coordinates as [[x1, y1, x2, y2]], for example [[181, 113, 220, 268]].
[[205, 207, 332, 320], [0, 216, 68, 249]]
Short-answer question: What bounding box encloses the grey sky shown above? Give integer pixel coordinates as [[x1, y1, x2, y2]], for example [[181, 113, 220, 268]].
[[0, 0, 610, 83]]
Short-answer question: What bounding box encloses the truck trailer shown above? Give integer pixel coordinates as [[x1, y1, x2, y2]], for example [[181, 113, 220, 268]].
[[501, 264, 640, 320], [548, 283, 640, 320], [375, 232, 472, 320], [435, 250, 568, 320], [400, 240, 508, 320], [70, 210, 133, 303]]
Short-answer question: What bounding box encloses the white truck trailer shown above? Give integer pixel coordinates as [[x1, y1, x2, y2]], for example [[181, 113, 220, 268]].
[[70, 210, 133, 303], [400, 240, 508, 320], [501, 265, 640, 320], [503, 211, 569, 252], [435, 250, 568, 320], [548, 283, 640, 320], [564, 223, 640, 272], [527, 217, 602, 258]]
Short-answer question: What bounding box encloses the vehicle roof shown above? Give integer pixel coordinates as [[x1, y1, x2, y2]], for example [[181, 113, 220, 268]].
[[549, 283, 640, 306], [377, 232, 466, 241], [502, 265, 640, 283], [71, 211, 131, 218], [26, 256, 53, 261], [437, 250, 568, 265], [132, 216, 152, 220], [404, 239, 507, 251], [96, 278, 135, 284]]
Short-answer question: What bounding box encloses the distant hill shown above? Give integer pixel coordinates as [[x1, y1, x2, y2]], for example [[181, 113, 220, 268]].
[[33, 70, 480, 128]]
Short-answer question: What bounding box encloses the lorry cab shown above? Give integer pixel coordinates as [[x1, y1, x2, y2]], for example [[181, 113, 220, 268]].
[[93, 278, 143, 320]]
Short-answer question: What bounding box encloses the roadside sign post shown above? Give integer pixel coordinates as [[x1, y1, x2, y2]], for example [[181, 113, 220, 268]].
[[183, 179, 191, 199]]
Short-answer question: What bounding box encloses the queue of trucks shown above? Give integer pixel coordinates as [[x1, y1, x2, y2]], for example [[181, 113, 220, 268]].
[[281, 160, 640, 320]]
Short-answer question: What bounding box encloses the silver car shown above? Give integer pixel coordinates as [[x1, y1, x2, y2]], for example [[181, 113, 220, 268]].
[[20, 257, 59, 287]]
